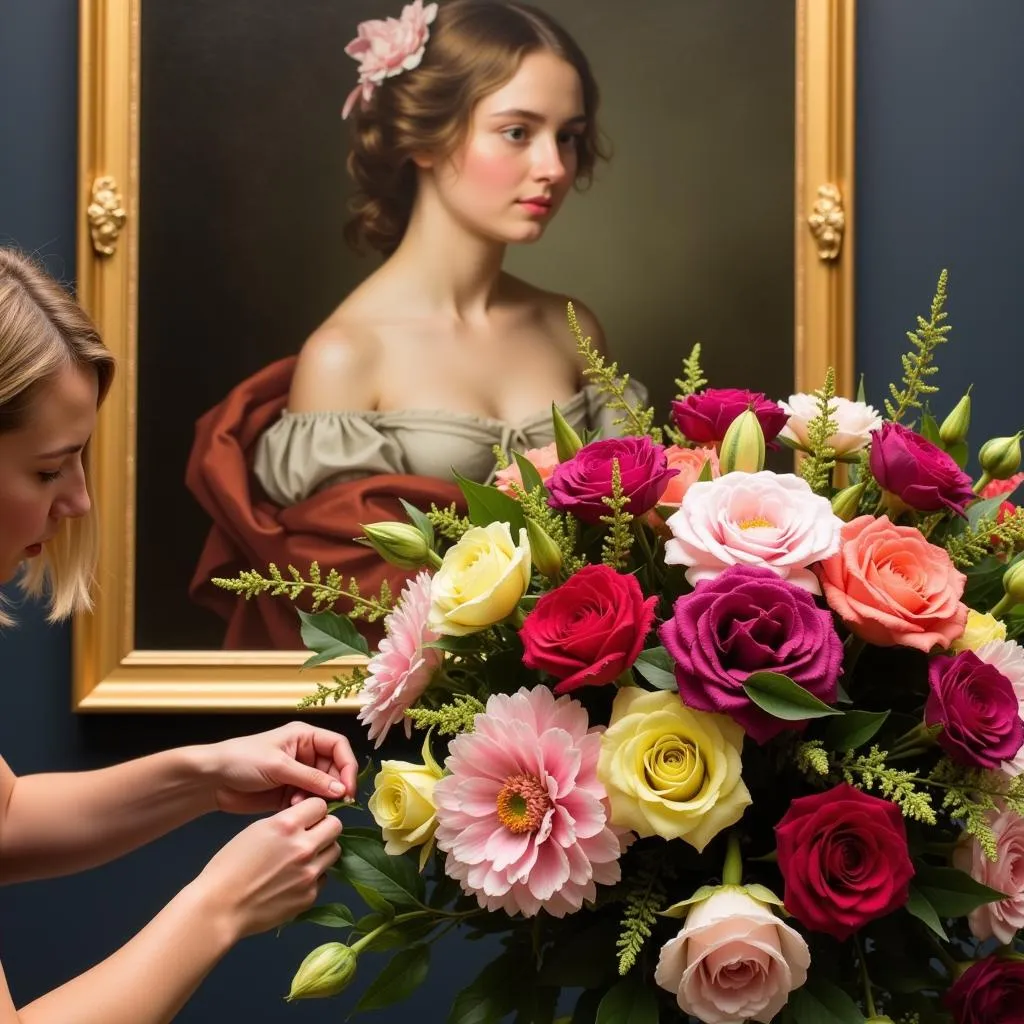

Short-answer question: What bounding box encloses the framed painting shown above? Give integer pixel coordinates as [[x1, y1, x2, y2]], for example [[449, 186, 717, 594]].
[[74, 0, 855, 710]]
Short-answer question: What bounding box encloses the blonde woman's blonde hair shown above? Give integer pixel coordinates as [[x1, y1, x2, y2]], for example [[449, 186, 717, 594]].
[[0, 248, 115, 622]]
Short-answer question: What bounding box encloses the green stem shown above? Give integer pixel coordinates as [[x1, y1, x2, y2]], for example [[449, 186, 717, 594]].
[[854, 933, 877, 1018], [722, 833, 743, 886], [974, 471, 993, 495], [991, 593, 1014, 620], [426, 549, 444, 570]]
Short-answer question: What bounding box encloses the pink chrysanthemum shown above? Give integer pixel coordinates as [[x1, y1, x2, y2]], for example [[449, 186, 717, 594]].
[[433, 686, 627, 918], [358, 571, 442, 747]]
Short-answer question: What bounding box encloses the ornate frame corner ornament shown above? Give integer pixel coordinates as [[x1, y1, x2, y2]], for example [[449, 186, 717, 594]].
[[87, 175, 127, 256], [808, 183, 845, 262]]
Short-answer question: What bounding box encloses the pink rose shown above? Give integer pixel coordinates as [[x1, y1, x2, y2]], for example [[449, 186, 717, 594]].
[[954, 807, 1024, 944], [663, 471, 842, 593], [671, 388, 789, 446], [493, 442, 559, 497], [818, 515, 968, 652], [657, 445, 720, 508], [654, 887, 810, 1024], [778, 393, 882, 455], [976, 638, 1024, 775]]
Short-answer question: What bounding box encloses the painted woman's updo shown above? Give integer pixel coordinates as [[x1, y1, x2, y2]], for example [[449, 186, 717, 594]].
[[344, 0, 604, 256]]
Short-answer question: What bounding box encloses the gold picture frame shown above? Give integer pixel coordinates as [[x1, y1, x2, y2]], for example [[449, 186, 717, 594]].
[[73, 0, 856, 712]]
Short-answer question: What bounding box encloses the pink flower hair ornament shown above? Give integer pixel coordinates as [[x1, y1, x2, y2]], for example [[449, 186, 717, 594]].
[[341, 0, 438, 119]]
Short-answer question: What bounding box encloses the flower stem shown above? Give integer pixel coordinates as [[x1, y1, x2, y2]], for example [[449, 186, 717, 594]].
[[426, 549, 444, 570], [854, 933, 877, 1018], [722, 833, 743, 886], [991, 593, 1014, 620], [974, 471, 993, 495]]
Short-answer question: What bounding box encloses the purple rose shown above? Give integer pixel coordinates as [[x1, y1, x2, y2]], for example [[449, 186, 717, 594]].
[[945, 955, 1024, 1024], [658, 564, 843, 743], [547, 436, 676, 524], [869, 422, 976, 515], [671, 388, 789, 446], [925, 650, 1024, 769]]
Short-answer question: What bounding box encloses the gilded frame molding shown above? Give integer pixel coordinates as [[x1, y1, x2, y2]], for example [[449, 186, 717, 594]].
[[73, 0, 856, 711]]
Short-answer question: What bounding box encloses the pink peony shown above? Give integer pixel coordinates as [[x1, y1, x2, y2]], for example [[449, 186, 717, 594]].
[[663, 471, 842, 593], [975, 638, 1024, 775], [954, 806, 1024, 944], [341, 0, 438, 119], [432, 686, 626, 918], [657, 445, 720, 508], [494, 442, 559, 497], [357, 571, 442, 747]]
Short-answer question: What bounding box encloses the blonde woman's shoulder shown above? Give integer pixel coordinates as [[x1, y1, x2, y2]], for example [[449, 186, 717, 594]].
[[502, 275, 609, 360]]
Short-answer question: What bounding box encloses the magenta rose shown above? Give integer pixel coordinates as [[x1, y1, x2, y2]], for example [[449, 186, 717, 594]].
[[671, 388, 789, 446], [520, 564, 657, 694], [869, 421, 976, 515], [925, 650, 1024, 770], [547, 436, 676, 524], [945, 956, 1024, 1024], [658, 565, 842, 743], [774, 783, 914, 940]]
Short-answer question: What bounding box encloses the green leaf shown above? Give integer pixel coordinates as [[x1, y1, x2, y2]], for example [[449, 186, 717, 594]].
[[595, 976, 659, 1024], [742, 671, 843, 722], [570, 990, 604, 1024], [822, 709, 890, 752], [448, 954, 521, 1024], [538, 921, 620, 989], [298, 609, 369, 659], [906, 883, 949, 941], [399, 498, 435, 549], [920, 412, 942, 445], [778, 977, 864, 1024], [948, 440, 969, 468], [425, 634, 486, 655], [967, 491, 1016, 530], [512, 450, 546, 494], [353, 944, 430, 1014], [352, 882, 395, 918], [913, 864, 1007, 918], [292, 903, 355, 929], [336, 835, 425, 910], [513, 986, 558, 1024], [856, 373, 867, 404], [633, 646, 678, 690], [454, 471, 527, 536], [356, 915, 439, 953]]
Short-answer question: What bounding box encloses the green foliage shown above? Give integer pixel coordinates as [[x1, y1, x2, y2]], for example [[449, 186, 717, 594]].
[[296, 669, 366, 709], [427, 503, 473, 541], [837, 746, 937, 824], [615, 856, 668, 975], [405, 694, 485, 736], [799, 367, 840, 494], [599, 460, 635, 570], [518, 486, 587, 579], [945, 505, 1024, 568], [795, 739, 830, 776], [675, 343, 708, 397]]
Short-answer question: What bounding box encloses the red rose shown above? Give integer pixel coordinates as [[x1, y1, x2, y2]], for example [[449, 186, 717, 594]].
[[774, 783, 914, 940], [520, 564, 657, 694], [945, 955, 1024, 1024]]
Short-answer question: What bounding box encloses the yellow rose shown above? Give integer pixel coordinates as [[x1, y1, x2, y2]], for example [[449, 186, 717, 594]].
[[428, 522, 531, 636], [598, 688, 751, 852], [951, 609, 1007, 652], [368, 759, 442, 869]]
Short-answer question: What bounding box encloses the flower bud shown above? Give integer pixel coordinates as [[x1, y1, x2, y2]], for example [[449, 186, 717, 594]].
[[939, 391, 972, 447], [863, 1018, 896, 1023], [980, 433, 1023, 481], [551, 401, 583, 462], [1003, 560, 1024, 607], [719, 409, 765, 474], [830, 481, 866, 522], [360, 521, 434, 569], [525, 518, 563, 579], [286, 942, 357, 1001]]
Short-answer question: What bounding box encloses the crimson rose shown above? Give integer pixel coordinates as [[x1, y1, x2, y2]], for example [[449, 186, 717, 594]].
[[774, 783, 914, 940], [945, 955, 1024, 1024], [925, 650, 1024, 770], [520, 564, 657, 694], [670, 387, 789, 445], [547, 436, 676, 524]]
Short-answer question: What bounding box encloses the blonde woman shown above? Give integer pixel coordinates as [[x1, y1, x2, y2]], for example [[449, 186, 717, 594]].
[[0, 248, 358, 1024]]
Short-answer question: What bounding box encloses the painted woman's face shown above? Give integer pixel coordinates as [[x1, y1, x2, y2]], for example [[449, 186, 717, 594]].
[[429, 51, 587, 244], [0, 365, 97, 584]]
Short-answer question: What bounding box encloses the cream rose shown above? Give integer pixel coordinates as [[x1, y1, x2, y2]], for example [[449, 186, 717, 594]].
[[778, 393, 882, 455], [428, 522, 531, 636], [655, 886, 810, 1024], [952, 609, 1008, 652], [368, 759, 442, 868], [597, 688, 750, 851]]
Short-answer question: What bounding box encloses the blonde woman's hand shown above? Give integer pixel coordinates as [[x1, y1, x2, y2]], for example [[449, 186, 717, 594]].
[[194, 796, 343, 941]]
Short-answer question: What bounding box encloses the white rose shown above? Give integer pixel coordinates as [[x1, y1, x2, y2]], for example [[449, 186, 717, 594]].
[[779, 393, 882, 455]]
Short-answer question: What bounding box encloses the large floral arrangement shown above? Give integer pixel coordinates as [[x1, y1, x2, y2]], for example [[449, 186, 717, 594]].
[[222, 274, 1024, 1023]]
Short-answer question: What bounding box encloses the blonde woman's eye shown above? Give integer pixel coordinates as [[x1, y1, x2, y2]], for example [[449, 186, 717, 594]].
[[502, 126, 528, 143], [38, 470, 63, 483]]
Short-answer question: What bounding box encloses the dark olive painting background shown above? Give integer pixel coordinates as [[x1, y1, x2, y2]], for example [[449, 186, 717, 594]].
[[135, 0, 795, 648]]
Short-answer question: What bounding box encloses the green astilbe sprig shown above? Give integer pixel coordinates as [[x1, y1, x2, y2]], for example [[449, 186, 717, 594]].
[[519, 489, 587, 579], [795, 739, 830, 777], [405, 694, 486, 736], [600, 459, 635, 570], [799, 367, 840, 495], [297, 668, 367, 709], [568, 302, 663, 443], [675, 343, 708, 397], [885, 269, 951, 423], [427, 503, 473, 542], [945, 506, 1024, 568], [212, 562, 393, 620], [616, 852, 670, 975]]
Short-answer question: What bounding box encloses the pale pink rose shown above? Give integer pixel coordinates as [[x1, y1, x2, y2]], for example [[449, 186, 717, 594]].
[[357, 571, 442, 747], [818, 515, 968, 652], [341, 0, 438, 119], [975, 638, 1024, 776], [493, 442, 559, 497], [953, 807, 1024, 944], [778, 394, 882, 455], [664, 471, 842, 593], [655, 887, 810, 1024], [657, 445, 720, 508]]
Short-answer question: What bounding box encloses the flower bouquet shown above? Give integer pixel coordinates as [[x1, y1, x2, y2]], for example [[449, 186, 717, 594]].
[[221, 274, 1024, 1023]]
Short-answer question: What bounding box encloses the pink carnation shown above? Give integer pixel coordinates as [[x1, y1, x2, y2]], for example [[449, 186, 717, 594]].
[[433, 686, 627, 918], [357, 571, 442, 747], [663, 471, 842, 593], [494, 443, 559, 497]]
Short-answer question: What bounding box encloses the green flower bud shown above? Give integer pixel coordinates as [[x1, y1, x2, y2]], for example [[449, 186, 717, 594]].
[[1003, 560, 1024, 607], [719, 409, 765, 474], [830, 481, 866, 522], [939, 391, 972, 447], [286, 942, 357, 1001], [360, 521, 437, 569], [551, 402, 583, 462], [525, 518, 563, 579], [863, 1018, 896, 1023], [979, 433, 1023, 481]]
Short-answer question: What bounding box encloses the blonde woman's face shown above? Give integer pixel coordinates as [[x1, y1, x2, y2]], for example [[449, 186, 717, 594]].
[[0, 365, 97, 584], [430, 51, 586, 243]]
